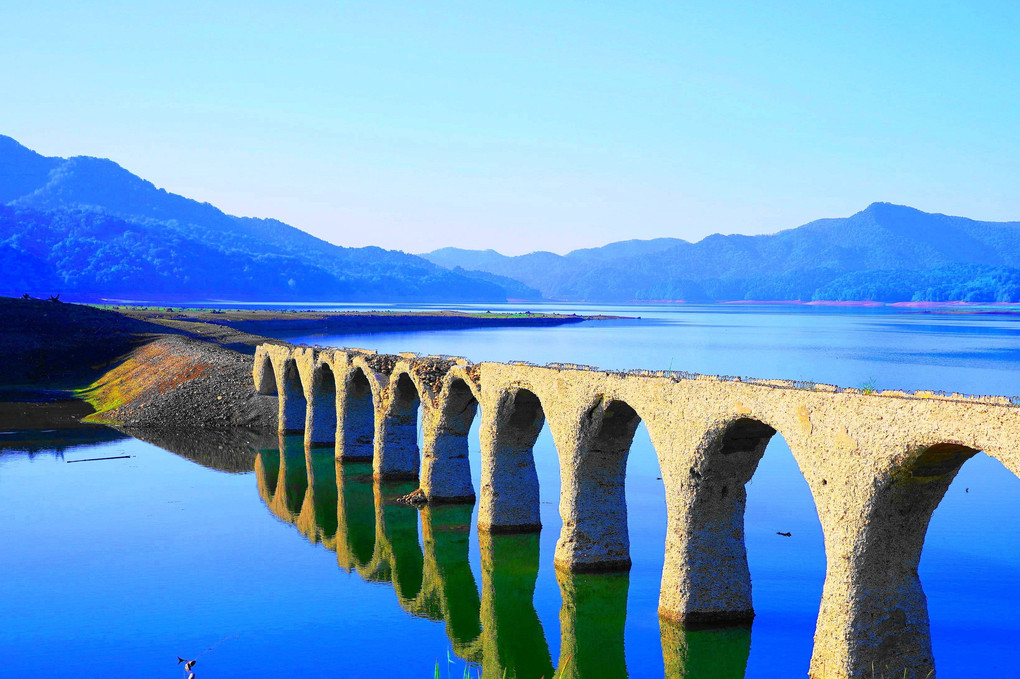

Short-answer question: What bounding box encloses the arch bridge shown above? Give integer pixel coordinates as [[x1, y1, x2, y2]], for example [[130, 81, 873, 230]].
[[253, 342, 1020, 679]]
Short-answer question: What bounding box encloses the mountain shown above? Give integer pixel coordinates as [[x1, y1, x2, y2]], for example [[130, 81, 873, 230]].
[[7, 132, 1019, 305], [0, 135, 509, 302], [422, 204, 1020, 303]]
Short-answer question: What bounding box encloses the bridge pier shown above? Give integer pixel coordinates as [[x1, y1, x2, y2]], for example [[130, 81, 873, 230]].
[[554, 398, 641, 572], [808, 441, 981, 679], [279, 359, 307, 433], [295, 445, 339, 543], [335, 461, 377, 574], [418, 505, 483, 658], [338, 367, 375, 462], [370, 479, 425, 599], [305, 364, 338, 447], [374, 373, 421, 480], [657, 417, 775, 626], [478, 388, 544, 533], [420, 378, 478, 503]]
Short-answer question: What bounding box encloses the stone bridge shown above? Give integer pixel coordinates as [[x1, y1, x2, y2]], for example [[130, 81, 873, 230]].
[[255, 433, 744, 679], [253, 342, 1020, 678]]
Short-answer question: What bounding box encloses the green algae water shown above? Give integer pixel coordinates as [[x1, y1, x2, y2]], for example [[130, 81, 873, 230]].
[[3, 303, 1020, 677]]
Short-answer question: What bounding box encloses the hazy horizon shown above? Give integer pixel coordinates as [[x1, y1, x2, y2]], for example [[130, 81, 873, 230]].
[[5, 2, 1019, 255]]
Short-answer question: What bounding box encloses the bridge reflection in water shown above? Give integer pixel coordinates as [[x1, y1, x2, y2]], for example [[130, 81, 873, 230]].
[[255, 435, 751, 679]]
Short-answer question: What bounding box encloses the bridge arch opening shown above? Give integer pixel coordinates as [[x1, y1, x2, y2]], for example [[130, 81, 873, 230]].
[[376, 372, 422, 480], [481, 388, 548, 533], [281, 359, 307, 433], [556, 399, 643, 572], [663, 416, 825, 677], [847, 442, 984, 677], [443, 379, 479, 441], [425, 377, 480, 503], [308, 364, 338, 446], [740, 424, 826, 677], [256, 355, 277, 395], [919, 449, 1020, 677], [340, 368, 375, 462]]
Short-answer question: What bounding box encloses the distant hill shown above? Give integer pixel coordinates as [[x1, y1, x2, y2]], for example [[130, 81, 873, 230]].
[[8, 133, 1020, 305], [423, 203, 1020, 303], [0, 135, 510, 302]]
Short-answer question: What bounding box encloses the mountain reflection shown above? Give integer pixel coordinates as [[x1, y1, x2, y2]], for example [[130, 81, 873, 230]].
[[253, 437, 752, 679]]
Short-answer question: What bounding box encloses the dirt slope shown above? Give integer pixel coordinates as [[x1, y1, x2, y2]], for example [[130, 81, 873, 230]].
[[79, 335, 277, 431]]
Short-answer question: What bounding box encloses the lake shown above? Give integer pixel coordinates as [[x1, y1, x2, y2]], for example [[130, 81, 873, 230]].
[[3, 303, 1020, 678]]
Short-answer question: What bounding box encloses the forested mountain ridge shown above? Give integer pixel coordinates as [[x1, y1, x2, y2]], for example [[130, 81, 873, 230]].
[[6, 133, 1019, 305], [0, 135, 513, 302], [423, 203, 1020, 302]]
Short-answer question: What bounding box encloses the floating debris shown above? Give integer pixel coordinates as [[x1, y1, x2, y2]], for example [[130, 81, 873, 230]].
[[66, 455, 132, 463]]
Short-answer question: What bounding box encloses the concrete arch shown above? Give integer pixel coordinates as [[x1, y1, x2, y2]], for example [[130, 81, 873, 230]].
[[280, 358, 308, 433], [810, 441, 979, 679], [421, 376, 480, 503], [389, 364, 433, 403], [478, 386, 547, 533], [255, 435, 310, 523], [306, 362, 338, 446], [375, 370, 423, 480], [347, 353, 389, 408], [659, 415, 784, 626], [338, 366, 376, 462], [555, 396, 643, 572], [439, 365, 482, 403], [254, 352, 277, 396]]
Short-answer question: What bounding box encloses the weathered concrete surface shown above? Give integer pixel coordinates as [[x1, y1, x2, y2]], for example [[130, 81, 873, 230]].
[[254, 342, 1020, 678]]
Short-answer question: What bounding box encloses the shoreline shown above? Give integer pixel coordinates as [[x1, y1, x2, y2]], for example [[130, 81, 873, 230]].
[[110, 306, 629, 339], [0, 297, 630, 433]]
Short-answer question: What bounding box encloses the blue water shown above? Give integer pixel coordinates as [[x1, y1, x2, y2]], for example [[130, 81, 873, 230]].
[[2, 303, 1020, 677]]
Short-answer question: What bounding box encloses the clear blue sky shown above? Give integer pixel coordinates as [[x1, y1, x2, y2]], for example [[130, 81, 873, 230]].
[[4, 1, 1018, 254]]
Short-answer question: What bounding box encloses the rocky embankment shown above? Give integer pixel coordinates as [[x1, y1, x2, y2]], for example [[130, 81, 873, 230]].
[[1, 296, 624, 434], [0, 296, 279, 432], [79, 334, 278, 430]]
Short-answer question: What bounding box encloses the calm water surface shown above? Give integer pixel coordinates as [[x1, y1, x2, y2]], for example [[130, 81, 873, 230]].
[[3, 304, 1020, 677]]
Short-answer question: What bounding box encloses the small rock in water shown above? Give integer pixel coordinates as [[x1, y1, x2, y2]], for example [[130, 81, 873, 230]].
[[396, 488, 428, 507]]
